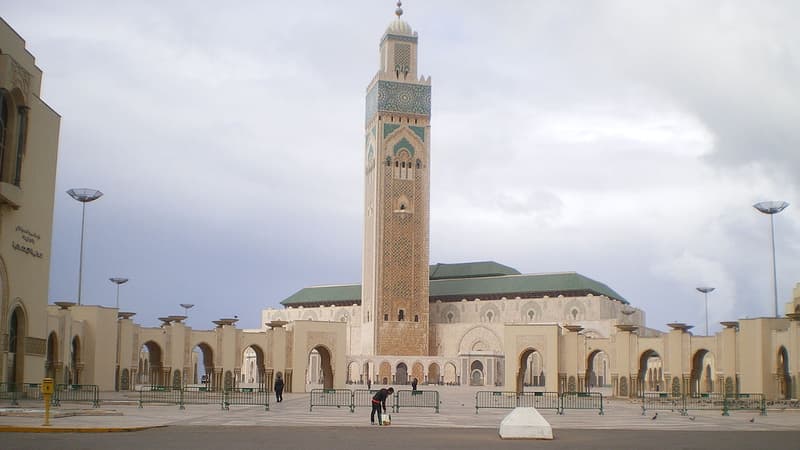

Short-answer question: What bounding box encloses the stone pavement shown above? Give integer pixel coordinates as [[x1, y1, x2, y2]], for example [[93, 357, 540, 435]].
[[1, 386, 798, 433]]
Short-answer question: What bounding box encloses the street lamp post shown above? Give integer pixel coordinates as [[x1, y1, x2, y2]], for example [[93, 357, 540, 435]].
[[696, 287, 715, 335], [109, 277, 129, 309], [180, 303, 195, 318], [67, 188, 104, 305], [753, 201, 789, 318]]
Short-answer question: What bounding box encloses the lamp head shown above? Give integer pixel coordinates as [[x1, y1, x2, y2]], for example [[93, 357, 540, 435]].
[[753, 201, 789, 215], [67, 188, 104, 203], [696, 287, 715, 294], [109, 277, 129, 285]]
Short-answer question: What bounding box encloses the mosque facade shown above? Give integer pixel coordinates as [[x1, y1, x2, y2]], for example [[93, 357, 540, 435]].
[[2, 8, 798, 402]]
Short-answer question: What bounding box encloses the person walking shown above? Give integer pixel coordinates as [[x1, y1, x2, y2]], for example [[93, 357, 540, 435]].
[[367, 378, 371, 390], [274, 372, 285, 403], [411, 377, 418, 391], [370, 387, 394, 425]]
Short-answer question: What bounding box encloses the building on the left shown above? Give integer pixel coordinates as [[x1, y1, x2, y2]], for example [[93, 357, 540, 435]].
[[0, 18, 61, 385]]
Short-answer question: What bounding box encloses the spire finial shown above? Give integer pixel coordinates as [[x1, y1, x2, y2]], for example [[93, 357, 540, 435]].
[[395, 1, 403, 18]]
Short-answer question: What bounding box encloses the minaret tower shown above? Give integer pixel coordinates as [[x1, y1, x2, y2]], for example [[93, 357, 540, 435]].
[[361, 2, 431, 356]]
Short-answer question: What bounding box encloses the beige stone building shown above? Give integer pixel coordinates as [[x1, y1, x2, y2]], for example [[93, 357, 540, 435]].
[[2, 8, 797, 402], [0, 17, 61, 386]]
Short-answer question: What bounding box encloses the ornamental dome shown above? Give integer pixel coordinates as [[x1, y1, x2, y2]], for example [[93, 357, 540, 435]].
[[385, 1, 414, 36]]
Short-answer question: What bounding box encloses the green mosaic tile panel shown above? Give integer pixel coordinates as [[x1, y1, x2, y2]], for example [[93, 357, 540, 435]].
[[393, 137, 415, 156], [384, 123, 401, 137], [409, 126, 425, 142]]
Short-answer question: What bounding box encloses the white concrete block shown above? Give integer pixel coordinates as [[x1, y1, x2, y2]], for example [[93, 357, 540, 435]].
[[498, 407, 554, 440]]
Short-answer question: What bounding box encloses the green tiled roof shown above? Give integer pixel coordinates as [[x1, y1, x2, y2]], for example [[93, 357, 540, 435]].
[[279, 262, 628, 307], [429, 261, 521, 280], [280, 284, 362, 306]]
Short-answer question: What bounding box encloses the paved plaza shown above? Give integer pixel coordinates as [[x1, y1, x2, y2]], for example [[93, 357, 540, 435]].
[[1, 387, 799, 435]]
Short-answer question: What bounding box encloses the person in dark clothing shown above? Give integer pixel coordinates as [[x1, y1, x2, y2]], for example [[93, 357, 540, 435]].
[[274, 372, 284, 403], [411, 378, 418, 391], [370, 387, 394, 425], [367, 378, 371, 390]]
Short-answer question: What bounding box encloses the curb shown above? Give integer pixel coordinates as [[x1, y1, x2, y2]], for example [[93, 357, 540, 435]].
[[0, 424, 166, 433]]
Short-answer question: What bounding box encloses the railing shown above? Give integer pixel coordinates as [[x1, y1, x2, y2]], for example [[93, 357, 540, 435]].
[[223, 388, 269, 411], [723, 393, 766, 416], [766, 398, 800, 410], [0, 383, 42, 405], [394, 390, 439, 413], [683, 393, 725, 414], [560, 392, 604, 415], [641, 393, 767, 416], [137, 386, 183, 408], [309, 388, 354, 412], [517, 392, 561, 411], [641, 393, 683, 415], [182, 386, 223, 406], [475, 391, 563, 414], [353, 389, 380, 410], [54, 384, 100, 408]]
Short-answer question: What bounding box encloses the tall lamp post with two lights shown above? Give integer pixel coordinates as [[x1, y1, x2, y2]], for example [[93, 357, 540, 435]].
[[109, 277, 129, 309], [753, 201, 789, 318], [696, 286, 715, 336], [67, 188, 103, 305]]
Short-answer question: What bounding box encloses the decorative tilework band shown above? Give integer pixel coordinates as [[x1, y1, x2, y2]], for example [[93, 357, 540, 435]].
[[366, 80, 432, 122]]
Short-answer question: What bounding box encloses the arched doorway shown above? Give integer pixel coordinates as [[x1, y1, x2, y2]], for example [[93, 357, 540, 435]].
[[308, 345, 333, 390], [638, 350, 663, 396], [428, 362, 440, 385], [396, 362, 408, 385], [778, 346, 791, 400], [411, 362, 424, 385], [690, 349, 714, 395], [193, 343, 214, 390], [71, 336, 81, 385], [346, 361, 359, 384], [141, 341, 164, 386], [379, 361, 392, 385], [470, 360, 484, 386], [516, 348, 542, 393], [7, 307, 26, 384], [241, 345, 265, 389], [586, 350, 607, 391], [443, 362, 457, 385], [46, 331, 58, 380]]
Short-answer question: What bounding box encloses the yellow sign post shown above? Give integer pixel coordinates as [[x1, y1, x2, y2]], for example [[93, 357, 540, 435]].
[[41, 378, 54, 426]]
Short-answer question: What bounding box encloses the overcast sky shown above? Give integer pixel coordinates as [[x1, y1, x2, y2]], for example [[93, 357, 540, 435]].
[[5, 1, 799, 333]]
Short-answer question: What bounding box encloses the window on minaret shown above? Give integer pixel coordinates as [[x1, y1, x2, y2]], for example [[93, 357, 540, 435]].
[[398, 309, 405, 321], [384, 314, 389, 321], [414, 315, 419, 322]]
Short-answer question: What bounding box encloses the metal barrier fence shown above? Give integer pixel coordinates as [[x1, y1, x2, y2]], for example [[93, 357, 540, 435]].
[[309, 388, 354, 412], [223, 388, 269, 411], [353, 389, 379, 409], [683, 393, 725, 414], [182, 386, 223, 406], [517, 392, 561, 411], [475, 391, 563, 414], [561, 392, 604, 415], [641, 393, 767, 416], [0, 383, 42, 405], [137, 386, 183, 408], [641, 393, 683, 415], [394, 390, 439, 413], [54, 384, 100, 408], [723, 393, 766, 416]]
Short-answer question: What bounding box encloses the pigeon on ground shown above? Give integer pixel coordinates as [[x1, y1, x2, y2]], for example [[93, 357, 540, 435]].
[[749, 417, 755, 423], [689, 416, 696, 421], [652, 412, 658, 420]]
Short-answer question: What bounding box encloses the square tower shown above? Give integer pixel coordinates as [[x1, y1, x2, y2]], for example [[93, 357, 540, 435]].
[[361, 8, 431, 356]]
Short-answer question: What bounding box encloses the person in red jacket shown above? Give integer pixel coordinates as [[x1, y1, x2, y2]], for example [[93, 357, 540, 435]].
[[370, 387, 394, 425]]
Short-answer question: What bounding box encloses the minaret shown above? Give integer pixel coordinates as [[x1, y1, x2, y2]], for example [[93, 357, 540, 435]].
[[361, 2, 431, 356]]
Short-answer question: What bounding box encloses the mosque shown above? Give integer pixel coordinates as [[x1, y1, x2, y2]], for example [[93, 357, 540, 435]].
[[1, 7, 798, 401]]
